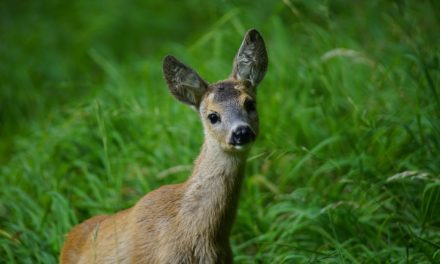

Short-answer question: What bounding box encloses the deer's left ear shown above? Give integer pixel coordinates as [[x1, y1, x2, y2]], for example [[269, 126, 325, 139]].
[[231, 29, 268, 88], [163, 55, 208, 107]]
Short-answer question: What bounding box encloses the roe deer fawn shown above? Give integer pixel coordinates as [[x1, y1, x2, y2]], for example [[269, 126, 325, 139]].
[[60, 28, 268, 264]]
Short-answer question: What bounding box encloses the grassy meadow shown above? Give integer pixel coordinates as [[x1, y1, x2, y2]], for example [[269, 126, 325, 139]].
[[1, 0, 439, 263]]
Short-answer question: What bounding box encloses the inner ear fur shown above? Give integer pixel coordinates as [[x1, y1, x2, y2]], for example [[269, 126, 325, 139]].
[[231, 29, 268, 88], [163, 55, 208, 107]]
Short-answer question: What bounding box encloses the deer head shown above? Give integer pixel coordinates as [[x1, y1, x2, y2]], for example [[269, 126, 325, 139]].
[[163, 29, 268, 153]]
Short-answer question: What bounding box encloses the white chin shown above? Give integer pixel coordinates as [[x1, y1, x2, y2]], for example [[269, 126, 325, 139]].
[[232, 144, 251, 151]]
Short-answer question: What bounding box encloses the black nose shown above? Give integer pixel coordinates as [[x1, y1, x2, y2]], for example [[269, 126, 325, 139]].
[[230, 126, 256, 146]]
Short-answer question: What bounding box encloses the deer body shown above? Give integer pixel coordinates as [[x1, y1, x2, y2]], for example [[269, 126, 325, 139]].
[[60, 29, 268, 264]]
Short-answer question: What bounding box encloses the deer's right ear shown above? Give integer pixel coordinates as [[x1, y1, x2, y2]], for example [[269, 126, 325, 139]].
[[163, 55, 208, 108]]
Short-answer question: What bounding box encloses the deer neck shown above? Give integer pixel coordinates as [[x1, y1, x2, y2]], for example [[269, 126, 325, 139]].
[[179, 137, 248, 240]]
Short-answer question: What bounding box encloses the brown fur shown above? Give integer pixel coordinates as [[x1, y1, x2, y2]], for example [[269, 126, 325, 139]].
[[60, 144, 244, 264], [60, 29, 268, 264]]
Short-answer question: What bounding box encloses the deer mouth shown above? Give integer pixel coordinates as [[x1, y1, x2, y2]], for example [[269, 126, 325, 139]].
[[231, 144, 252, 151], [228, 137, 256, 152]]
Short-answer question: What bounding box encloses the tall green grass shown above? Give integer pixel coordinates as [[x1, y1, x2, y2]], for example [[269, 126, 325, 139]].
[[1, 0, 439, 263]]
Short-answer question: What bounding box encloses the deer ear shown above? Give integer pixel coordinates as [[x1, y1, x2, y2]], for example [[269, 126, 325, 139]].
[[231, 29, 268, 88], [163, 55, 208, 107]]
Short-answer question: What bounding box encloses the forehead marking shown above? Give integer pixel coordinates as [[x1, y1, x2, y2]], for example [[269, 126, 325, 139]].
[[211, 81, 240, 102], [210, 81, 253, 103]]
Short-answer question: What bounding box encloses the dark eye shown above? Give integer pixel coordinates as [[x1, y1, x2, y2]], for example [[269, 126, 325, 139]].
[[208, 113, 220, 124], [244, 99, 256, 112]]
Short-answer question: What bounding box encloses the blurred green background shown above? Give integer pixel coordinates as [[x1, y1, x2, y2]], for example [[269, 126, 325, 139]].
[[1, 0, 439, 263]]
